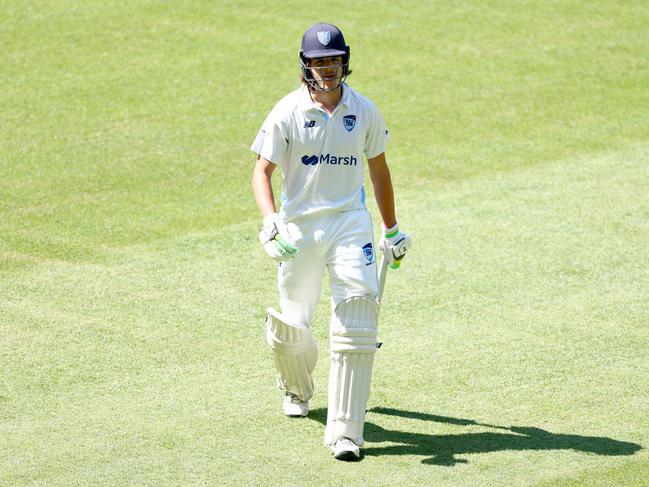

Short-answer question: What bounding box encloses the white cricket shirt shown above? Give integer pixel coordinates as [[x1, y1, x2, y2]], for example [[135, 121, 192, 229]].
[[251, 83, 389, 222]]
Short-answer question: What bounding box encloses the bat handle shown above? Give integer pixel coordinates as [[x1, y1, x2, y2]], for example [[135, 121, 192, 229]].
[[377, 255, 389, 304]]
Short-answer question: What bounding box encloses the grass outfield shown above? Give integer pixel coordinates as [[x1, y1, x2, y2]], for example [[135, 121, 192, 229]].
[[2, 1, 648, 485]]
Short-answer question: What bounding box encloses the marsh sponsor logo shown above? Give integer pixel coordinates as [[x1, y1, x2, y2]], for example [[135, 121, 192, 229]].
[[301, 155, 319, 165], [301, 154, 358, 166]]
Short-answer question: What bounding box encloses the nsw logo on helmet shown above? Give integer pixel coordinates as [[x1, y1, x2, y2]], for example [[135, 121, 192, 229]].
[[317, 31, 331, 45]]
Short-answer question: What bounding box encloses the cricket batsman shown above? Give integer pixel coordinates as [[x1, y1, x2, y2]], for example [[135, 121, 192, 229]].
[[251, 22, 411, 460]]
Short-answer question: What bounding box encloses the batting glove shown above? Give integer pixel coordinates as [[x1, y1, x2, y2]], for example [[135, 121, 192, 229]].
[[259, 213, 299, 262], [380, 223, 412, 269]]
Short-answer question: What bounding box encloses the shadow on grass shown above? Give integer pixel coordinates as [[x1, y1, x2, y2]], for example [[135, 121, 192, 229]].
[[307, 407, 642, 465]]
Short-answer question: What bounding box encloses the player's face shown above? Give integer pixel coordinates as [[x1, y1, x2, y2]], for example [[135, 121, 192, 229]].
[[308, 56, 343, 91]]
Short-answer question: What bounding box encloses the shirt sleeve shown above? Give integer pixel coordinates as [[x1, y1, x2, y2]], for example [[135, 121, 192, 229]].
[[364, 104, 390, 159], [250, 108, 288, 164]]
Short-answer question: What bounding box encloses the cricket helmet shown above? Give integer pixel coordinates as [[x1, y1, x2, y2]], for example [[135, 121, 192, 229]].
[[299, 23, 350, 91]]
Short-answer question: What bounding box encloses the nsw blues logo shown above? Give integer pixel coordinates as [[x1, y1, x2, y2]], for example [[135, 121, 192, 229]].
[[317, 31, 331, 45], [343, 115, 356, 132], [362, 243, 374, 264]]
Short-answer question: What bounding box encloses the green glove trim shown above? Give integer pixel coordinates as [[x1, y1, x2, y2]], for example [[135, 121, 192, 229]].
[[275, 235, 299, 255], [385, 229, 399, 238]]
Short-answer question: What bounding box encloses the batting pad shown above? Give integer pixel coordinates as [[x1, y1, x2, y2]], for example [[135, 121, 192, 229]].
[[266, 308, 318, 402], [325, 296, 378, 447]]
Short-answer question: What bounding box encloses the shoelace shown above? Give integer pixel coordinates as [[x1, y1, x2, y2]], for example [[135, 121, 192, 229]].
[[336, 437, 355, 447], [287, 393, 305, 403]]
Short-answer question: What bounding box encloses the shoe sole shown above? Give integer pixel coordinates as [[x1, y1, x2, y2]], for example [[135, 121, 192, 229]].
[[283, 406, 309, 417], [284, 411, 308, 418], [333, 450, 360, 461]]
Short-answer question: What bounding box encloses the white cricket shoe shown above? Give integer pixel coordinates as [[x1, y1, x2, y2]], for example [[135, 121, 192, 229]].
[[332, 437, 360, 461], [283, 393, 309, 417]]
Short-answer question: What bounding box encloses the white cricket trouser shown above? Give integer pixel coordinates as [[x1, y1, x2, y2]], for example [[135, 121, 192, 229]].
[[278, 209, 379, 325]]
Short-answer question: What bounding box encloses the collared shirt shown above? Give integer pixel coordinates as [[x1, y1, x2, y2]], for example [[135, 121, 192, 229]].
[[251, 84, 390, 222]]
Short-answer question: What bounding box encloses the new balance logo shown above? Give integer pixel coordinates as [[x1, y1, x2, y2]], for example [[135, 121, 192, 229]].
[[301, 154, 358, 166], [304, 120, 316, 128]]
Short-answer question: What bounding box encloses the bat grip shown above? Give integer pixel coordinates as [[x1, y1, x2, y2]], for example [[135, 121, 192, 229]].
[[377, 255, 389, 304]]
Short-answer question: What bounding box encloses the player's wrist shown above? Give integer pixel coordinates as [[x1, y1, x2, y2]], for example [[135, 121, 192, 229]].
[[383, 222, 399, 238], [263, 212, 280, 227]]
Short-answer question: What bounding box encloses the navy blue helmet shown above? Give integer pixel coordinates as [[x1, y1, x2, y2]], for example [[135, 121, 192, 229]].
[[300, 23, 350, 91]]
